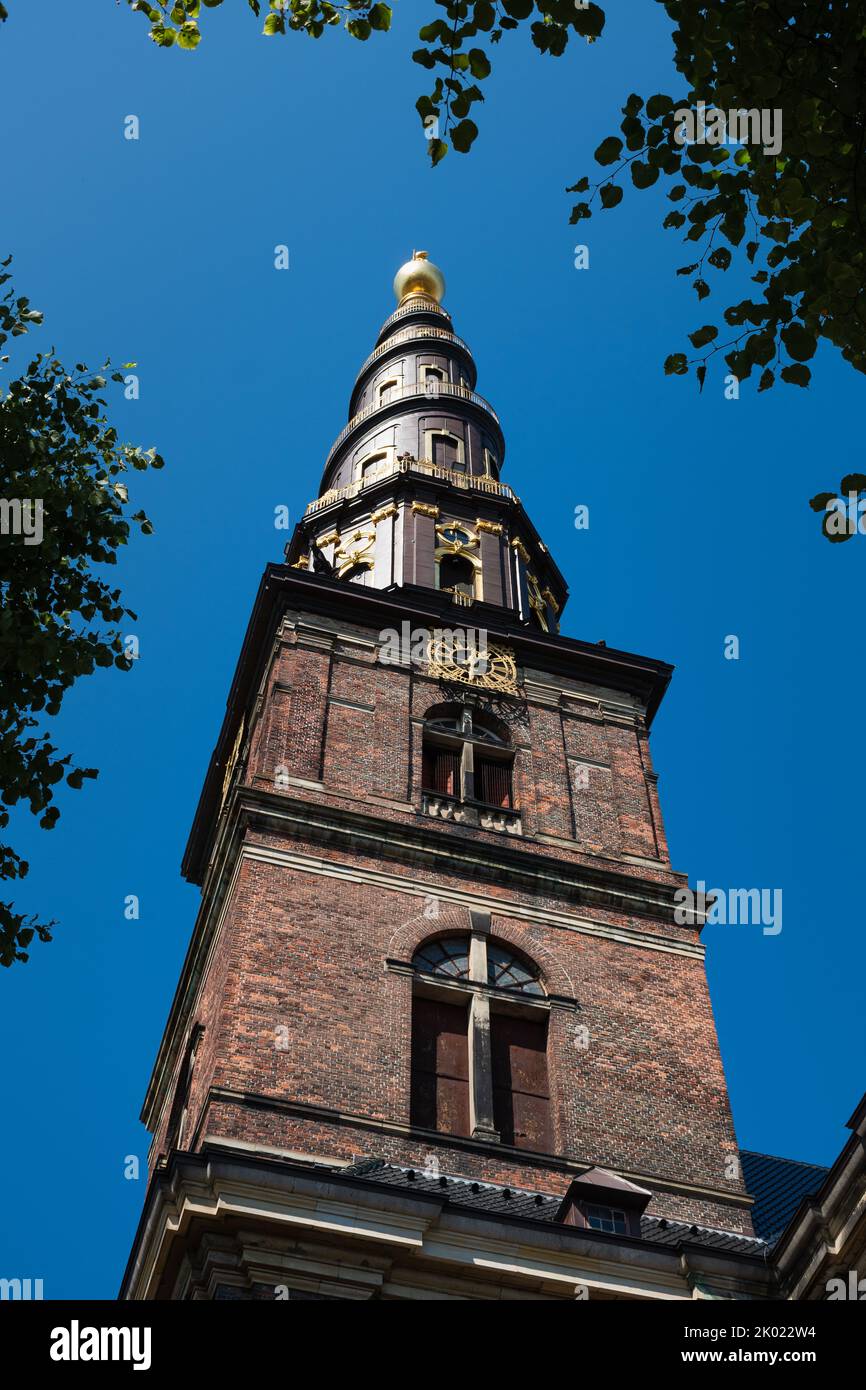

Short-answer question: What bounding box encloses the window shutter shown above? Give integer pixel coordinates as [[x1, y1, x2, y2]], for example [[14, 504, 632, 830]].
[[423, 746, 460, 796], [491, 1013, 551, 1152], [410, 996, 470, 1136], [476, 756, 513, 808]]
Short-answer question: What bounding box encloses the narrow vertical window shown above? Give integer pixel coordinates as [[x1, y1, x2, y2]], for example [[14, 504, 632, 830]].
[[491, 1013, 552, 1152], [410, 995, 470, 1135]]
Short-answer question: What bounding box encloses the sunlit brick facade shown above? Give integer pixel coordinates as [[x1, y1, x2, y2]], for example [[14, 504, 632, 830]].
[[122, 257, 860, 1301]]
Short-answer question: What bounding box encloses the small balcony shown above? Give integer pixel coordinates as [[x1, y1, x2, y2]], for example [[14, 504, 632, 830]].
[[421, 791, 522, 836], [304, 455, 518, 517]]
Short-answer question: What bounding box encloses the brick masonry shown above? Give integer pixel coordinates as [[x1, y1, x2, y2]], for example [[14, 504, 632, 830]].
[[147, 600, 755, 1240]]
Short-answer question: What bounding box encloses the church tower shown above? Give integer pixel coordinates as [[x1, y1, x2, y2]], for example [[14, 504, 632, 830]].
[[122, 256, 772, 1301]]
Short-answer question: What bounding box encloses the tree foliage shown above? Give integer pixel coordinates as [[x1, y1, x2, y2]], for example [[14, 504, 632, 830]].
[[0, 262, 163, 966], [127, 0, 393, 51], [122, 1, 866, 402], [570, 1, 866, 394]]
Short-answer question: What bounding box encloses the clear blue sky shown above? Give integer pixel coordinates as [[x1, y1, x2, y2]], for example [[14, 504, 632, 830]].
[[1, 2, 863, 1298]]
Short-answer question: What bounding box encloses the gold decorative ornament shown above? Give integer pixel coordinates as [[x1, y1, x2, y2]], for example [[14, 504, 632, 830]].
[[426, 635, 520, 695], [542, 587, 560, 614], [291, 555, 310, 570], [476, 519, 503, 535], [435, 521, 479, 552], [220, 716, 246, 807], [335, 527, 375, 575], [510, 537, 531, 564], [412, 501, 440, 518], [318, 530, 340, 548], [372, 504, 399, 524], [393, 250, 446, 305], [526, 571, 550, 632]]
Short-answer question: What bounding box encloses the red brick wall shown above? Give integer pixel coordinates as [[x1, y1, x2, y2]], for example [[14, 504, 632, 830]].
[[150, 607, 751, 1239]]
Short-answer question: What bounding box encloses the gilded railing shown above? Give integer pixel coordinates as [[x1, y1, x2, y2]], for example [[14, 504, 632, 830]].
[[354, 326, 472, 383], [304, 457, 518, 517], [378, 297, 451, 335]]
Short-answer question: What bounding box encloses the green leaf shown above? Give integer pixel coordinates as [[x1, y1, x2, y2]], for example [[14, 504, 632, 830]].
[[782, 324, 817, 361], [468, 48, 491, 79], [177, 19, 201, 47], [631, 162, 658, 189], [595, 136, 623, 166], [600, 183, 623, 209], [646, 93, 673, 119], [452, 119, 479, 154], [781, 363, 811, 387], [369, 3, 391, 32], [688, 324, 718, 349]]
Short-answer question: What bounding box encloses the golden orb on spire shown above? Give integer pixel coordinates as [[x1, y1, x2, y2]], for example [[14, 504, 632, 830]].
[[393, 250, 446, 304]]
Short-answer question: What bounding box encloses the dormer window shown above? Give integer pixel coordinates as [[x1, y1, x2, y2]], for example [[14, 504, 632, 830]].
[[584, 1204, 629, 1235]]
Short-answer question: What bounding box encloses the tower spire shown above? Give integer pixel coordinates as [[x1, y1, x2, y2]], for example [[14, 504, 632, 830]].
[[288, 255, 567, 632]]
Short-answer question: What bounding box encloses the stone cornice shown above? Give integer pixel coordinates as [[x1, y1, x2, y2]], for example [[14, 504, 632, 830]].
[[120, 1148, 769, 1301]]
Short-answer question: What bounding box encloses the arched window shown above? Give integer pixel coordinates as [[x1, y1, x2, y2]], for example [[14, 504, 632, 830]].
[[434, 521, 481, 603], [438, 552, 475, 600], [421, 705, 514, 810], [409, 932, 551, 1151], [424, 428, 465, 472], [377, 378, 399, 405], [420, 364, 445, 396]]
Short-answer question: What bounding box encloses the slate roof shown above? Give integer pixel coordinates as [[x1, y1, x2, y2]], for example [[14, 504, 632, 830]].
[[337, 1159, 768, 1257], [740, 1149, 829, 1244]]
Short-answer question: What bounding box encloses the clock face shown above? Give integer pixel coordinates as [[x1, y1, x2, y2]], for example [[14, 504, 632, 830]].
[[426, 636, 519, 695], [441, 526, 471, 547]]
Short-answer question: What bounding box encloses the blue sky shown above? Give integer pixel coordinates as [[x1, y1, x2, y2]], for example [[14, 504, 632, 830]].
[[1, 1, 863, 1297]]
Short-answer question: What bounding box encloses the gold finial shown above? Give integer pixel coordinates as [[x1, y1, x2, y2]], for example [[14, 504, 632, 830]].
[[393, 251, 445, 304]]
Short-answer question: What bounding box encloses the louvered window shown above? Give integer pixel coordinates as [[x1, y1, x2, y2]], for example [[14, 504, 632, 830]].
[[422, 746, 461, 797], [491, 1013, 552, 1152], [475, 755, 512, 809]]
